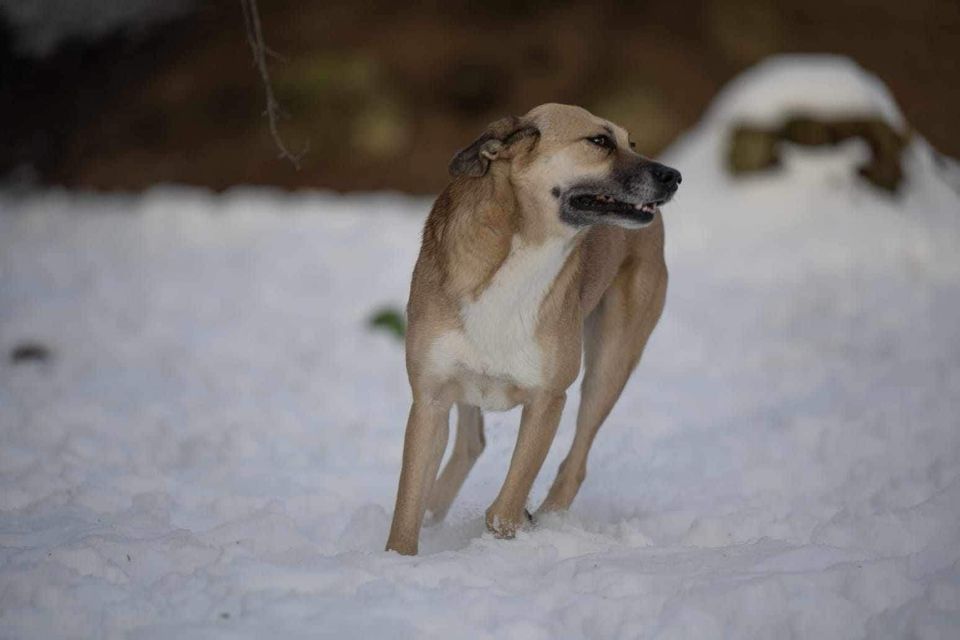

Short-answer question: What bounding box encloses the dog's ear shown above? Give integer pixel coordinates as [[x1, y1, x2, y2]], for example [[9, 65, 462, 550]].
[[449, 116, 540, 178]]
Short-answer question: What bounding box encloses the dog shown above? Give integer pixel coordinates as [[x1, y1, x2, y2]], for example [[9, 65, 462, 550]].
[[386, 103, 680, 555]]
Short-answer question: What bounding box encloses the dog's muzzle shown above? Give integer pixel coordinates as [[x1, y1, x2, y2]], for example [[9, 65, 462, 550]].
[[560, 161, 682, 228]]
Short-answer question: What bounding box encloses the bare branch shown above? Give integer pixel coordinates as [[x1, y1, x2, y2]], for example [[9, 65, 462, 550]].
[[240, 0, 306, 170]]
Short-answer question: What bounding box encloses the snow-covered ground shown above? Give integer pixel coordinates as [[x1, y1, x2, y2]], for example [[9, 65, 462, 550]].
[[2, 57, 959, 639]]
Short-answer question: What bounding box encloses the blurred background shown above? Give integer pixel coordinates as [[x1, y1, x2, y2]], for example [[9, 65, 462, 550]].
[[1, 0, 958, 193]]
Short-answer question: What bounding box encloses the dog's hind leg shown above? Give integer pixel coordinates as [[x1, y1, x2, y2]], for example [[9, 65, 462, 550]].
[[386, 399, 451, 555], [537, 259, 667, 515], [425, 403, 485, 524]]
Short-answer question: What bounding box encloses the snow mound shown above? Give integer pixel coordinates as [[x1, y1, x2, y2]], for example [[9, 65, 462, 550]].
[[700, 55, 906, 128], [2, 56, 959, 638]]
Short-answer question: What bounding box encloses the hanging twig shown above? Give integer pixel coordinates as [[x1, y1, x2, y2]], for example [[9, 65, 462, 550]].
[[240, 0, 307, 169]]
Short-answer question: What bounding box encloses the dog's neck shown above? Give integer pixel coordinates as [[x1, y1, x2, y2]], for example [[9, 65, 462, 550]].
[[436, 172, 583, 302]]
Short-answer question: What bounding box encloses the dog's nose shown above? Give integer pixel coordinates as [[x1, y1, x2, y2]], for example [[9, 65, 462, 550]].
[[650, 164, 681, 189]]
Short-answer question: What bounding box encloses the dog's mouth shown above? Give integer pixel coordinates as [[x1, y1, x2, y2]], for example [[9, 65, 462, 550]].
[[568, 193, 664, 222]]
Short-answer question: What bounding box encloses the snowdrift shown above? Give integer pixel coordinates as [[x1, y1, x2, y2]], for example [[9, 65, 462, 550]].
[[1, 56, 959, 639]]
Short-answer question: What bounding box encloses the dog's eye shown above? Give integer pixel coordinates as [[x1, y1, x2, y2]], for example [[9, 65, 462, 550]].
[[587, 135, 615, 150]]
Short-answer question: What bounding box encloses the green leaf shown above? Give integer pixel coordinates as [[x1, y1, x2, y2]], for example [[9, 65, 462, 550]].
[[368, 306, 406, 341]]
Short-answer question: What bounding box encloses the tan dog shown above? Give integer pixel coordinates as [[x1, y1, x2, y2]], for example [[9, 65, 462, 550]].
[[386, 104, 680, 555]]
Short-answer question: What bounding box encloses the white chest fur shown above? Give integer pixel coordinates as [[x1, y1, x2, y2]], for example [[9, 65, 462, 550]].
[[428, 236, 572, 410]]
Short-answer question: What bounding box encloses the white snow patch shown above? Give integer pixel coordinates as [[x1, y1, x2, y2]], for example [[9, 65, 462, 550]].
[[699, 55, 906, 128], [0, 0, 194, 57], [2, 56, 959, 638]]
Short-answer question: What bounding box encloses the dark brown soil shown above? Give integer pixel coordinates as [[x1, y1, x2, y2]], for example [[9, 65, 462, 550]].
[[1, 0, 957, 194]]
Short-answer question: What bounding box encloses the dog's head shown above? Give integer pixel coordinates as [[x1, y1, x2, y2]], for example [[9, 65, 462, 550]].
[[450, 103, 681, 231]]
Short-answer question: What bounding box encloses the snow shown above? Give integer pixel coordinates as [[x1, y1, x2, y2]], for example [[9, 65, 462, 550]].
[[0, 0, 194, 57], [698, 55, 907, 129], [2, 56, 959, 638]]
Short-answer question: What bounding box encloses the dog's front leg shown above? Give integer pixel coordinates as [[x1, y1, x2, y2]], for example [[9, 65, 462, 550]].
[[486, 392, 565, 538], [386, 399, 451, 555]]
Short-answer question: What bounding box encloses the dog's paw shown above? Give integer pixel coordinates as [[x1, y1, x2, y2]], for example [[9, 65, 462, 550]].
[[385, 538, 419, 556], [485, 507, 534, 539], [423, 508, 445, 528]]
